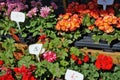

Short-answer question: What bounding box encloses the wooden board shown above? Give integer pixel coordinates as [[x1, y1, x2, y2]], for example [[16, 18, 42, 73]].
[[81, 48, 120, 64]]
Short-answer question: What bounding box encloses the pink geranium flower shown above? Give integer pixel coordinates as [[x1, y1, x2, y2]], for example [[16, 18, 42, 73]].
[[40, 6, 51, 18], [43, 51, 57, 62], [26, 7, 38, 18]]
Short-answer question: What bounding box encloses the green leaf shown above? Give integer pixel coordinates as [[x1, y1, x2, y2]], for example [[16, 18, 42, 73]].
[[46, 23, 53, 28], [30, 21, 37, 27], [22, 33, 27, 37], [18, 56, 35, 67], [92, 35, 100, 43], [25, 26, 31, 28], [33, 31, 39, 37], [47, 63, 65, 78], [82, 14, 92, 26], [70, 47, 82, 56], [60, 60, 69, 67]]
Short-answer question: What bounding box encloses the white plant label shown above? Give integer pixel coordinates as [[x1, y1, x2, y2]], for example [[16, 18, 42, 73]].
[[10, 11, 25, 29], [65, 69, 84, 80], [29, 44, 45, 61], [97, 0, 114, 10], [11, 11, 25, 22]]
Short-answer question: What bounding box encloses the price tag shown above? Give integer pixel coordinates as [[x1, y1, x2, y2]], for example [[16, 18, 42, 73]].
[[97, 0, 114, 10], [29, 44, 45, 61], [65, 69, 84, 80], [10, 11, 25, 29]]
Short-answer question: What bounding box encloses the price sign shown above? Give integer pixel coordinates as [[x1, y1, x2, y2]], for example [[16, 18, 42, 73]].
[[10, 11, 25, 29], [97, 0, 114, 10], [65, 69, 84, 80]]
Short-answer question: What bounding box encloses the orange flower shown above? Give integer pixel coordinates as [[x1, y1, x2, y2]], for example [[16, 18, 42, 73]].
[[116, 17, 120, 28], [112, 17, 117, 24], [104, 25, 114, 33], [103, 14, 117, 24], [70, 26, 76, 31], [61, 26, 66, 31], [63, 13, 71, 19], [55, 23, 61, 30], [95, 18, 104, 26], [90, 9, 99, 19], [103, 15, 113, 23], [116, 24, 120, 28], [88, 25, 95, 30], [55, 13, 81, 32], [98, 26, 105, 31]]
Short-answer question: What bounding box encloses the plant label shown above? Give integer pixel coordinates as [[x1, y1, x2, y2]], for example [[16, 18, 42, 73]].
[[10, 11, 25, 22], [29, 44, 43, 55], [97, 0, 114, 10], [65, 69, 84, 80], [10, 11, 25, 29], [29, 44, 45, 61]]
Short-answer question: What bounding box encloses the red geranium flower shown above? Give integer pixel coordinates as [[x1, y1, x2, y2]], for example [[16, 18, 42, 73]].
[[0, 60, 4, 66], [22, 74, 36, 80], [83, 55, 90, 63], [77, 59, 83, 65], [95, 54, 113, 70], [0, 73, 14, 80], [71, 54, 78, 62], [38, 34, 46, 44], [14, 65, 36, 80], [14, 65, 28, 74]]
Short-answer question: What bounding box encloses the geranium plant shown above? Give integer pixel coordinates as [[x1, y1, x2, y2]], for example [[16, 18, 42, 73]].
[[0, 0, 120, 80]]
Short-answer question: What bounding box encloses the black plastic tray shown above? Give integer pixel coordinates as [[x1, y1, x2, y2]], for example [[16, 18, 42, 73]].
[[74, 36, 120, 52]]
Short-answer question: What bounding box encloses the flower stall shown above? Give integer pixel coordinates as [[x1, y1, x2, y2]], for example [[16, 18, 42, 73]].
[[0, 0, 120, 80]]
